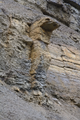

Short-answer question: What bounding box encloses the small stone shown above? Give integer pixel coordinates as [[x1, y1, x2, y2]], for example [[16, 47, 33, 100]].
[[21, 35, 33, 45], [31, 81, 40, 88], [12, 86, 20, 92], [44, 93, 49, 97], [52, 98, 62, 105], [32, 90, 42, 96], [24, 90, 29, 95], [24, 94, 33, 102], [41, 74, 46, 79], [24, 83, 30, 89], [37, 91, 42, 96], [32, 90, 38, 96], [48, 100, 53, 105], [0, 80, 5, 85]]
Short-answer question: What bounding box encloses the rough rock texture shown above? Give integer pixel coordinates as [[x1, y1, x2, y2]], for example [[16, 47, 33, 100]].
[[26, 0, 80, 32], [47, 24, 80, 107], [30, 17, 60, 91], [0, 81, 80, 120], [0, 81, 47, 120], [0, 0, 43, 90], [0, 0, 80, 120]]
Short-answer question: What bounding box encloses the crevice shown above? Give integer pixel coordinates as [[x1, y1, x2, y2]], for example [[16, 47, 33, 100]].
[[51, 57, 80, 66], [47, 0, 63, 7], [66, 47, 76, 55], [27, 23, 32, 27], [63, 0, 80, 10], [51, 62, 80, 71], [41, 8, 69, 27]]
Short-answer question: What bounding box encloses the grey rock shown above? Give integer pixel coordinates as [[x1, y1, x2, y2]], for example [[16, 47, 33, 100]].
[[0, 0, 80, 120]]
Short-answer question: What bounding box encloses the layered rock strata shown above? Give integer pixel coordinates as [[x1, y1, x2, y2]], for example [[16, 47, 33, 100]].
[[30, 17, 60, 91], [0, 4, 60, 92], [0, 0, 80, 120], [25, 0, 80, 32], [0, 13, 32, 89], [47, 24, 80, 107]]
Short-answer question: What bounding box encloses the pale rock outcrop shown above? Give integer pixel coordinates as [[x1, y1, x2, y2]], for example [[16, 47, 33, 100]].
[[30, 17, 60, 90]]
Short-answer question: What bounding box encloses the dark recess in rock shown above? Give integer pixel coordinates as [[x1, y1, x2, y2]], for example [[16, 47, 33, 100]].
[[63, 0, 80, 10]]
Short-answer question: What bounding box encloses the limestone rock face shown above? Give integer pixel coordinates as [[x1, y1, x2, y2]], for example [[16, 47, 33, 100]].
[[0, 8, 32, 88], [30, 17, 60, 44], [0, 0, 80, 120], [47, 24, 80, 107], [30, 17, 60, 90], [0, 0, 42, 89], [25, 0, 80, 32]]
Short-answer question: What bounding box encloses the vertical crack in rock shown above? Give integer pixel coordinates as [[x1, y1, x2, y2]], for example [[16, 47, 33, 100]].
[[29, 17, 60, 91]]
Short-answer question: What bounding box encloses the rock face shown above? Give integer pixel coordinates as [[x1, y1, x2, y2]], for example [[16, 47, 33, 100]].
[[0, 0, 80, 120], [26, 0, 80, 32], [0, 81, 48, 120], [0, 4, 59, 91], [64, 0, 80, 10], [0, 8, 32, 88], [30, 17, 60, 91], [47, 25, 80, 107], [0, 81, 80, 120]]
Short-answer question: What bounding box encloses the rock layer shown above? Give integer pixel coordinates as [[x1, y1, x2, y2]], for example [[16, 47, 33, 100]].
[[0, 0, 80, 120], [30, 17, 60, 91], [47, 24, 80, 107]]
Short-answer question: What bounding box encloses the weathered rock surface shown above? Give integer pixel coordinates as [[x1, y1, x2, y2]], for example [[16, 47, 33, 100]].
[[25, 0, 80, 32], [0, 0, 43, 89], [64, 0, 80, 10], [0, 0, 80, 120], [46, 24, 80, 107], [0, 81, 80, 120], [30, 17, 60, 91], [0, 81, 47, 120]]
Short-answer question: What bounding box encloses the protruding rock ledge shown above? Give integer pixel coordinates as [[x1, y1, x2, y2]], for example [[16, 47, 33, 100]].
[[63, 0, 80, 10], [30, 17, 60, 44]]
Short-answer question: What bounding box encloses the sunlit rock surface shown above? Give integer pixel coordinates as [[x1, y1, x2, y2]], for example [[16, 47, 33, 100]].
[[47, 24, 80, 107], [0, 0, 80, 120]]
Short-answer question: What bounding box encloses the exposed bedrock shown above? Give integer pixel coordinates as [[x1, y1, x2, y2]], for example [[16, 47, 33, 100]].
[[63, 0, 80, 10], [30, 17, 60, 91], [46, 24, 80, 107], [0, 0, 80, 105], [0, 2, 36, 89], [0, 1, 60, 92], [24, 0, 80, 32], [0, 0, 80, 120]]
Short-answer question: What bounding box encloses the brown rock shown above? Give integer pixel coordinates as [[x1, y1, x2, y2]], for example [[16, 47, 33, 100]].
[[30, 17, 60, 44], [32, 90, 42, 96]]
